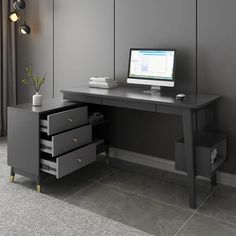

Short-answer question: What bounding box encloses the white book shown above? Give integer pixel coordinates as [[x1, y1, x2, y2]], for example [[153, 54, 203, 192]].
[[90, 77, 112, 83], [89, 80, 117, 85], [89, 81, 118, 89]]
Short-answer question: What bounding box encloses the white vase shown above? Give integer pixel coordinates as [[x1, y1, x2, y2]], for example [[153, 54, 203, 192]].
[[32, 92, 42, 107]]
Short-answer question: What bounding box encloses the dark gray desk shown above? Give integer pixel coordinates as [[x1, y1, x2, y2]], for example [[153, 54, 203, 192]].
[[62, 86, 221, 208]]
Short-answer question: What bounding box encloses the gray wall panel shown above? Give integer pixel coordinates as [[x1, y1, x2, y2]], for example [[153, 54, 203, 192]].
[[17, 0, 53, 104], [54, 0, 114, 97], [115, 0, 196, 92], [111, 0, 195, 160], [198, 0, 236, 173]]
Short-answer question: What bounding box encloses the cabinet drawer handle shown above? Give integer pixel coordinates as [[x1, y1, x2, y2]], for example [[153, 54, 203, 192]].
[[68, 118, 73, 123], [73, 137, 79, 143], [77, 157, 82, 163]]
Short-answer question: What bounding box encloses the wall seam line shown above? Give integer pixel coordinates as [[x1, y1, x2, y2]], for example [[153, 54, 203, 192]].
[[196, 0, 198, 95], [113, 0, 116, 81], [52, 0, 55, 98]]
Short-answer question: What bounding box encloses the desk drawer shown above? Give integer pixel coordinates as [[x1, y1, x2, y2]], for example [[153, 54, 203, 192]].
[[102, 98, 156, 112], [41, 125, 92, 157], [40, 106, 88, 135], [41, 143, 96, 178]]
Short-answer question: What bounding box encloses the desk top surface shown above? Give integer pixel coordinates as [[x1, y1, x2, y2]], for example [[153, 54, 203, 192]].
[[62, 86, 221, 109]]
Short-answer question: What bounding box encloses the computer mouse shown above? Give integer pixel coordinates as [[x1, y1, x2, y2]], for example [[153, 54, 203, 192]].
[[176, 94, 186, 100]]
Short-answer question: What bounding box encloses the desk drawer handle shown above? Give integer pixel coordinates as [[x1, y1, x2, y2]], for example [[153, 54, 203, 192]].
[[73, 137, 79, 143], [68, 118, 73, 123], [77, 157, 82, 163]]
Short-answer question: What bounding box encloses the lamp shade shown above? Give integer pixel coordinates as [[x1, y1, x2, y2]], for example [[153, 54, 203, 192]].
[[9, 12, 20, 22], [19, 23, 31, 35], [13, 0, 26, 10]]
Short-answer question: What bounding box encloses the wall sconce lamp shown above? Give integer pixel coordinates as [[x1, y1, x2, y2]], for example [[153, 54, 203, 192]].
[[9, 0, 26, 22], [19, 8, 31, 35], [9, 11, 20, 22], [9, 0, 31, 35], [19, 22, 31, 35], [13, 0, 26, 10]]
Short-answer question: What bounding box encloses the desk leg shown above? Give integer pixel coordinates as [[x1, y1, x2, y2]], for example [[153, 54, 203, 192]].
[[183, 108, 197, 209], [106, 145, 110, 165]]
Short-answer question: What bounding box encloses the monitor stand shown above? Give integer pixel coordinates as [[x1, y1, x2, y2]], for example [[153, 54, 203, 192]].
[[143, 86, 161, 94]]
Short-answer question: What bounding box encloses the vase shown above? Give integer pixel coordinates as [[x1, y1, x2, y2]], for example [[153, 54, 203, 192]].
[[32, 92, 42, 107]]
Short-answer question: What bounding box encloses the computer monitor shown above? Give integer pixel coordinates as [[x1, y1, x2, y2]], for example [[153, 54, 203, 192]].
[[127, 49, 176, 93]]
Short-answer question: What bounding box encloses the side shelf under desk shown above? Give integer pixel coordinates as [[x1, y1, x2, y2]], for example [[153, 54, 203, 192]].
[[62, 86, 224, 209]]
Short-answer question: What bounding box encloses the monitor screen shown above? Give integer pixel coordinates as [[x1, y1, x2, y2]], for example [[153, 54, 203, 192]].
[[128, 49, 175, 82]]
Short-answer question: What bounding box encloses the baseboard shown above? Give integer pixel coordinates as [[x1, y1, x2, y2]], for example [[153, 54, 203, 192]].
[[109, 147, 236, 188]]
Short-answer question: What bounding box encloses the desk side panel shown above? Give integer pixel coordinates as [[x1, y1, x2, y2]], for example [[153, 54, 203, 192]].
[[7, 108, 40, 176]]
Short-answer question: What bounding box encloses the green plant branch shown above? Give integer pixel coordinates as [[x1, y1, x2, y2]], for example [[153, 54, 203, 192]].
[[22, 66, 46, 93]]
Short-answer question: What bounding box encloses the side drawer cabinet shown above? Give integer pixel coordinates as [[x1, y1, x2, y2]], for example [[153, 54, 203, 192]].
[[8, 99, 107, 193]]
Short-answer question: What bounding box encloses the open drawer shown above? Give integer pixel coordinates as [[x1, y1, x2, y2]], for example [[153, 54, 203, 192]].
[[41, 143, 96, 179], [41, 125, 92, 157], [40, 106, 88, 135]]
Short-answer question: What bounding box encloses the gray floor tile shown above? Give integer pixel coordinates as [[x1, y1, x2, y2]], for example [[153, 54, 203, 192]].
[[198, 185, 236, 225], [99, 169, 209, 209], [13, 161, 116, 200], [177, 213, 236, 236], [66, 182, 192, 236]]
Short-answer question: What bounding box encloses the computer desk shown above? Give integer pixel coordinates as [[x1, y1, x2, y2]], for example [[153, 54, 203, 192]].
[[62, 86, 221, 209]]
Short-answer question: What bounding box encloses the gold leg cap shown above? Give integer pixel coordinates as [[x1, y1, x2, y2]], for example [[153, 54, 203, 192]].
[[36, 185, 41, 193], [10, 175, 15, 182]]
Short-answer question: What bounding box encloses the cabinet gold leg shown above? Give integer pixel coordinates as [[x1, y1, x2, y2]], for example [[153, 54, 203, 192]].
[[10, 175, 15, 182], [36, 185, 41, 193]]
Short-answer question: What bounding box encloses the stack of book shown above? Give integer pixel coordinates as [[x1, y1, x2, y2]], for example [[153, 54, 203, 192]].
[[89, 77, 118, 89]]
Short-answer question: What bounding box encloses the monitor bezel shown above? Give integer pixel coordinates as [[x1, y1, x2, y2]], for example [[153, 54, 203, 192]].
[[127, 48, 176, 83]]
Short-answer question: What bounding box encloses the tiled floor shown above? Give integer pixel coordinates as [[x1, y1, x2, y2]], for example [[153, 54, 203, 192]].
[[2, 137, 236, 235]]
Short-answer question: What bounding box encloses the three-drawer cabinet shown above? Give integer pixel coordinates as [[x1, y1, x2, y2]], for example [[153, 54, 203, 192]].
[[7, 99, 106, 192]]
